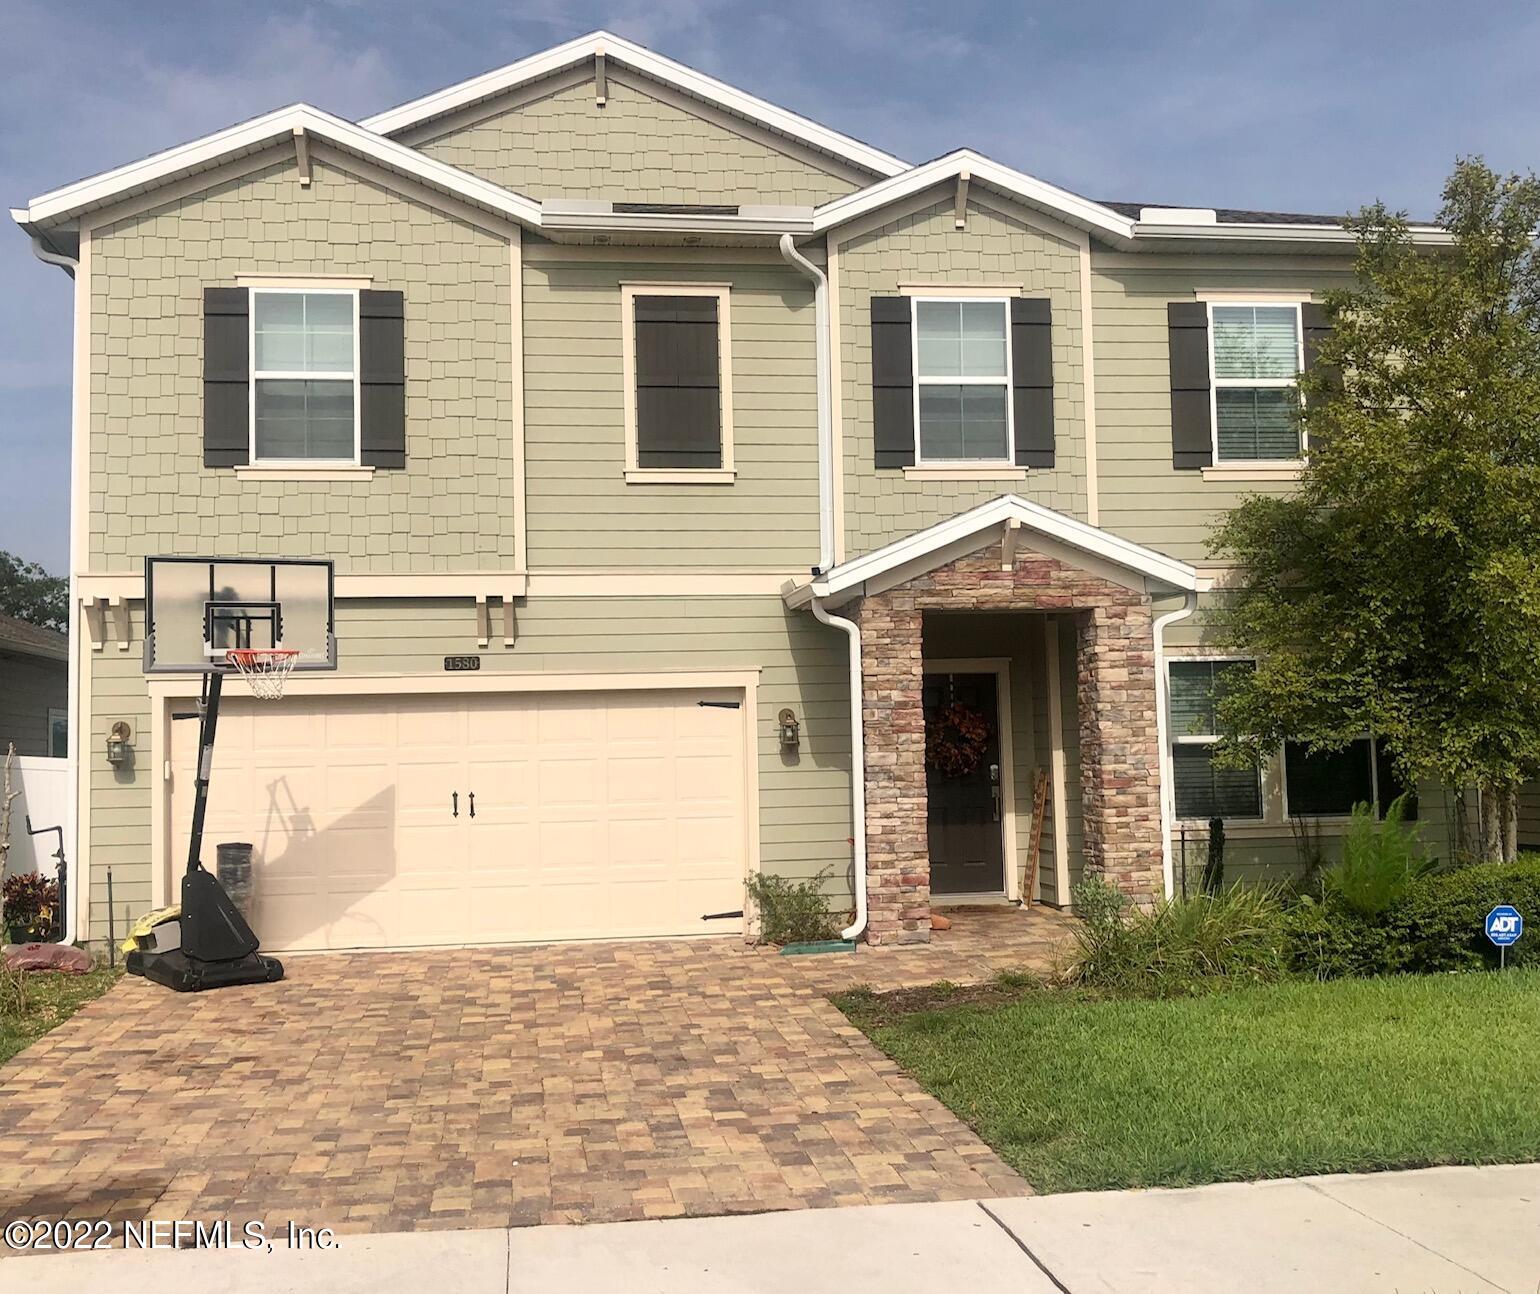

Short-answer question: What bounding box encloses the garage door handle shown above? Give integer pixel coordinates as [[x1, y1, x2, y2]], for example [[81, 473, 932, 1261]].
[[468, 792, 475, 819], [452, 792, 458, 818]]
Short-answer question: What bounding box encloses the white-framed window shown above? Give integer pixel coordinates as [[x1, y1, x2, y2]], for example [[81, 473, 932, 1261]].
[[1167, 657, 1263, 820], [47, 707, 67, 759], [912, 296, 1013, 464], [1283, 735, 1416, 821], [620, 282, 734, 484], [250, 288, 360, 463], [1209, 302, 1303, 463]]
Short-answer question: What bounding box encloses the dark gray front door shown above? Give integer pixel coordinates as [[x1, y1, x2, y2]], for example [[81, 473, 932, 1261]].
[[924, 672, 1005, 896]]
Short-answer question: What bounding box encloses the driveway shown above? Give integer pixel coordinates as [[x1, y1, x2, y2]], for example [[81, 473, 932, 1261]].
[[0, 909, 1073, 1239]]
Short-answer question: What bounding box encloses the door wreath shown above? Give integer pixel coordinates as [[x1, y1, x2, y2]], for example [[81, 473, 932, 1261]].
[[925, 701, 992, 778]]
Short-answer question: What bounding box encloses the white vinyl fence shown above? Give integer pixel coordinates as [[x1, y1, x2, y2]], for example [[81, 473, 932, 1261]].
[[4, 756, 73, 880]]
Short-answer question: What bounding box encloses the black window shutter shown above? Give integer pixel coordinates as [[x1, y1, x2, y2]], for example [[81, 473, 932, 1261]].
[[1301, 301, 1340, 391], [1011, 297, 1054, 468], [1168, 301, 1212, 470], [635, 295, 721, 469], [359, 289, 406, 469], [203, 287, 249, 468], [870, 296, 914, 468]]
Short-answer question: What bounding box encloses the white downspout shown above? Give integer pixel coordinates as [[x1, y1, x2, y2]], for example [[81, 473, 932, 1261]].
[[778, 234, 834, 573], [780, 234, 867, 937], [27, 233, 81, 944], [810, 595, 866, 941], [1152, 590, 1199, 899]]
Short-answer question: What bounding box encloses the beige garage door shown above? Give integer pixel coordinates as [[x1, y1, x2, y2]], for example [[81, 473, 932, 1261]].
[[168, 687, 749, 951]]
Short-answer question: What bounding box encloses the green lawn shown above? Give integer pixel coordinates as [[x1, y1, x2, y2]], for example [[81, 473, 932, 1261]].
[[835, 971, 1540, 1194], [0, 963, 120, 1066]]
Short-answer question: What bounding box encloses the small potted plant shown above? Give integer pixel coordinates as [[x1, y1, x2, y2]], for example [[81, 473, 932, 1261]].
[[3, 873, 60, 944]]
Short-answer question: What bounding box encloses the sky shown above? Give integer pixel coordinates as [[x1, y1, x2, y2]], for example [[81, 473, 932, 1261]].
[[3, 0, 1538, 574]]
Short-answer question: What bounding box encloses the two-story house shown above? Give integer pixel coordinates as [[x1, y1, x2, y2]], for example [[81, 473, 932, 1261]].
[[13, 31, 1454, 951]]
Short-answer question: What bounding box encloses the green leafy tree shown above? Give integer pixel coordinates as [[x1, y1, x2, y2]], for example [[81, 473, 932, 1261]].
[[0, 552, 66, 633], [1208, 158, 1540, 862]]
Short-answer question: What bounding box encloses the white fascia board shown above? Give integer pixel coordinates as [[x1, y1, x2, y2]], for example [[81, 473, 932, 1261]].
[[1132, 220, 1454, 248], [361, 30, 910, 179], [15, 105, 542, 231], [790, 494, 1198, 605], [812, 151, 1139, 243]]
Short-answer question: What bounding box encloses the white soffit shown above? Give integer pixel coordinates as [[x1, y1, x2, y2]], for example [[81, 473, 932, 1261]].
[[361, 30, 910, 180]]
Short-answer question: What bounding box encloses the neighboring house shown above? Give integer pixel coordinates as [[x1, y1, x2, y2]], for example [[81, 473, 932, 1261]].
[[12, 31, 1455, 950], [0, 613, 67, 759]]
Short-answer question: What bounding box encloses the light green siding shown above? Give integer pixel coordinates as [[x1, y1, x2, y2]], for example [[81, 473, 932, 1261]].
[[1090, 253, 1355, 563], [521, 250, 821, 567], [838, 195, 1088, 555], [87, 149, 514, 574], [412, 73, 862, 206], [82, 595, 852, 942]]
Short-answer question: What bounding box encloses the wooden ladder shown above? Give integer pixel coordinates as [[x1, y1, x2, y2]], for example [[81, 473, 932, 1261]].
[[1025, 768, 1050, 906]]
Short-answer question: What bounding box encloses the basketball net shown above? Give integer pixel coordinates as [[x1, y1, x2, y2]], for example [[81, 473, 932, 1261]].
[[225, 648, 299, 700]]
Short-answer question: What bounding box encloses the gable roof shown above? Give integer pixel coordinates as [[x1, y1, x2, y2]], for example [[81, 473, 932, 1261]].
[[782, 494, 1198, 609], [0, 613, 67, 662], [361, 30, 909, 180], [10, 104, 543, 234]]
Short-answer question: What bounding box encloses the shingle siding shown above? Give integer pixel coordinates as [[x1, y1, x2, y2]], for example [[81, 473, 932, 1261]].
[[88, 150, 514, 573], [414, 74, 861, 206], [837, 196, 1089, 555]]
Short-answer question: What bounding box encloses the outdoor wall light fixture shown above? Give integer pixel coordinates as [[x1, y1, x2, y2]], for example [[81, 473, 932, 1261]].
[[777, 708, 800, 752], [106, 721, 132, 767]]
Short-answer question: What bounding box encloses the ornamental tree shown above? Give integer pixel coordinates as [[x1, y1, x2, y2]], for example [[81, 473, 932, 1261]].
[[0, 551, 66, 633], [1207, 158, 1540, 861]]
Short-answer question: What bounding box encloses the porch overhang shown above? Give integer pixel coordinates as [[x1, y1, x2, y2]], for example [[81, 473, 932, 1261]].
[[781, 494, 1199, 610]]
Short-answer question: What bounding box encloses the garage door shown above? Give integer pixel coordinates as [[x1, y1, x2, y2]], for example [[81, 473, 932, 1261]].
[[168, 687, 749, 951]]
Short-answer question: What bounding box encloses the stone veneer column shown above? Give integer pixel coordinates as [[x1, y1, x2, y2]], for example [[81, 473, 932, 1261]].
[[1076, 603, 1164, 906], [855, 594, 932, 945]]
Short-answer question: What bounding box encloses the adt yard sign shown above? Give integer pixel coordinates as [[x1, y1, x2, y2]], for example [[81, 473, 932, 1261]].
[[1486, 905, 1523, 947]]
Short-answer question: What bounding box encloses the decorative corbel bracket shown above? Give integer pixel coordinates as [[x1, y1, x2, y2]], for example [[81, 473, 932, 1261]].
[[1002, 516, 1021, 571], [954, 169, 971, 230], [594, 49, 608, 108], [293, 126, 312, 187]]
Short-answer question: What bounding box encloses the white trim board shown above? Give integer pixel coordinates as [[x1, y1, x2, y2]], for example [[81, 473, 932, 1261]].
[[361, 30, 908, 179]]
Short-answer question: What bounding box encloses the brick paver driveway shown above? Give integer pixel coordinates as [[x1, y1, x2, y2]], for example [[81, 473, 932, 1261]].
[[0, 909, 1073, 1238]]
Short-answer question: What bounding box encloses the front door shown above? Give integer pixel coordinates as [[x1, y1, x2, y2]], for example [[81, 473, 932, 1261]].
[[923, 671, 1006, 896]]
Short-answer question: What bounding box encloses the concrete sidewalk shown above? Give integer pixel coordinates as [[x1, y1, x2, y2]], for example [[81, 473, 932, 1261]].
[[10, 1164, 1538, 1292]]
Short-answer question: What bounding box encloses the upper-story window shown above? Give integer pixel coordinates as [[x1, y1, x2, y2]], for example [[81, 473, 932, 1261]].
[[251, 289, 359, 463], [1210, 303, 1303, 462], [1168, 658, 1263, 820], [622, 284, 734, 483], [913, 298, 1013, 463]]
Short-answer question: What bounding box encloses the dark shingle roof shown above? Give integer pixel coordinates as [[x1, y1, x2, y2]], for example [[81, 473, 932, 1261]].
[[0, 613, 67, 661], [1098, 200, 1349, 226]]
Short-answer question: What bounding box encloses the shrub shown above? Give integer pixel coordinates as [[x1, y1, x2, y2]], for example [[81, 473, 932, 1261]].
[[1324, 795, 1433, 917], [1391, 856, 1540, 973], [2, 872, 60, 942], [1282, 896, 1400, 979], [1069, 876, 1126, 935], [1068, 884, 1290, 997], [745, 869, 841, 945]]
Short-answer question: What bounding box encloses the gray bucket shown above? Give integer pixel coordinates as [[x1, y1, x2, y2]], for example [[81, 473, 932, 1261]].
[[216, 841, 255, 925]]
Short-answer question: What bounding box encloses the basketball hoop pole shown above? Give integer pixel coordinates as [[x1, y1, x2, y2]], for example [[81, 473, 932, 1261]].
[[184, 668, 225, 878]]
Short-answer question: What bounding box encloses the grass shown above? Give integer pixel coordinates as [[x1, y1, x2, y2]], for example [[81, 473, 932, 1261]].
[[0, 962, 121, 1066], [835, 970, 1540, 1194]]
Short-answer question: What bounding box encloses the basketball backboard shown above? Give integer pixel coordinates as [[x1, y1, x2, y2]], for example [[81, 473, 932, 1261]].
[[144, 556, 336, 674]]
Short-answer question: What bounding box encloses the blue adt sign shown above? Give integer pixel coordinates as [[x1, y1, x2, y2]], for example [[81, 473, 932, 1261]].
[[1486, 905, 1523, 947]]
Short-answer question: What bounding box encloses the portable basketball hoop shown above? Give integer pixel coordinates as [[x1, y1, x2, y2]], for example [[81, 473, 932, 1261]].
[[127, 556, 336, 993], [226, 648, 299, 700]]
